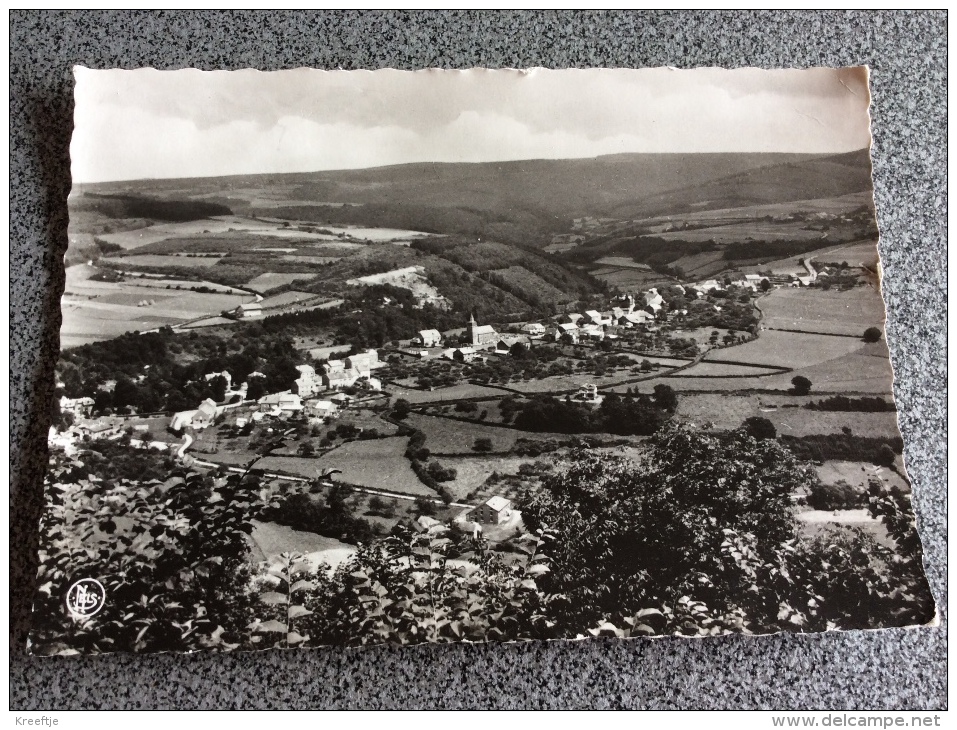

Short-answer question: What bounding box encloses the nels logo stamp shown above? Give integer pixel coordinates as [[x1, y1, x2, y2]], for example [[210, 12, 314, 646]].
[[65, 578, 106, 619]]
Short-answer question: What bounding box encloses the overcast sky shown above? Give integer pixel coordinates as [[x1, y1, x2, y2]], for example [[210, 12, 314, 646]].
[[71, 66, 872, 183]]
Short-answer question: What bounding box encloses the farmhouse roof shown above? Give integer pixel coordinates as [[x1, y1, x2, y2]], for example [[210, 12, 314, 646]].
[[557, 322, 579, 332], [484, 496, 511, 512]]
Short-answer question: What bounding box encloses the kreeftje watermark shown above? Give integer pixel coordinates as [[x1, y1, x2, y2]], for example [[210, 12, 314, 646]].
[[15, 718, 59, 726]]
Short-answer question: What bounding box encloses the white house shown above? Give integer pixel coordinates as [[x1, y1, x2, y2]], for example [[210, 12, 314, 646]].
[[295, 364, 322, 398], [59, 395, 94, 418], [584, 310, 611, 326], [237, 302, 262, 318], [692, 280, 722, 296], [476, 496, 513, 525], [644, 288, 665, 313], [258, 392, 304, 414], [308, 400, 338, 419], [521, 322, 546, 337], [417, 329, 442, 347], [443, 346, 476, 363], [554, 323, 580, 344], [191, 398, 219, 429], [497, 335, 531, 353], [580, 324, 605, 340], [346, 349, 379, 373], [619, 311, 654, 327]]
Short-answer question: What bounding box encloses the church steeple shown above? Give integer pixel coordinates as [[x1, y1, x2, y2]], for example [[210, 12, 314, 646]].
[[468, 312, 478, 346]]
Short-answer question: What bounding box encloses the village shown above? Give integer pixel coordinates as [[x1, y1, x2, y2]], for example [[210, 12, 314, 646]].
[[49, 254, 899, 575]]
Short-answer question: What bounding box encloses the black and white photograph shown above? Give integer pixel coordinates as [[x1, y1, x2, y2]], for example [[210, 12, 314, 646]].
[[31, 66, 935, 656]]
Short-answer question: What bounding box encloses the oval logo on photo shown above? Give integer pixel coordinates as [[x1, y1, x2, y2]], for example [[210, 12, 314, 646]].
[[65, 578, 106, 619]]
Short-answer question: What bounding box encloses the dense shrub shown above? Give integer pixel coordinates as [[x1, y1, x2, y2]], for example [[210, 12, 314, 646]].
[[781, 434, 903, 464], [807, 481, 865, 511], [806, 396, 896, 412]]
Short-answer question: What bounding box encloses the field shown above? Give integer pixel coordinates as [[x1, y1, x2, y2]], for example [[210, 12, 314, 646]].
[[739, 238, 880, 278], [96, 215, 356, 250], [768, 410, 901, 438], [758, 285, 885, 336], [815, 460, 909, 492], [782, 341, 897, 393], [704, 330, 864, 369], [617, 353, 691, 368], [246, 273, 317, 292], [387, 382, 511, 404], [654, 221, 829, 244], [671, 362, 784, 378], [502, 370, 644, 394], [258, 290, 323, 309], [668, 250, 728, 278], [438, 455, 533, 501], [594, 257, 653, 270], [589, 266, 673, 291], [103, 254, 223, 268], [403, 413, 558, 454], [257, 437, 432, 496], [248, 519, 356, 570]]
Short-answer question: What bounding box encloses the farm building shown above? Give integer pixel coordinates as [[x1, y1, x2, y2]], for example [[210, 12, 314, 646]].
[[347, 349, 379, 372], [497, 335, 531, 353], [308, 400, 338, 419], [191, 398, 219, 429], [585, 310, 612, 326], [476, 496, 513, 525], [322, 361, 361, 389], [321, 350, 378, 389], [236, 302, 262, 318], [258, 392, 304, 415], [521, 322, 547, 337], [444, 346, 477, 363], [295, 364, 322, 398], [643, 288, 665, 313], [59, 395, 94, 418], [619, 311, 654, 327], [417, 329, 442, 347], [577, 383, 599, 402], [580, 324, 605, 340], [554, 323, 580, 343], [692, 280, 722, 296], [75, 418, 122, 438]]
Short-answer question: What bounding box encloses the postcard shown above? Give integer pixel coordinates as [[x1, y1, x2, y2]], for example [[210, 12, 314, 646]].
[[29, 67, 935, 655]]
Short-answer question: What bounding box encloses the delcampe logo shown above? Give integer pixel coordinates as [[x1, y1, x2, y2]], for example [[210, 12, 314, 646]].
[[65, 578, 106, 619]]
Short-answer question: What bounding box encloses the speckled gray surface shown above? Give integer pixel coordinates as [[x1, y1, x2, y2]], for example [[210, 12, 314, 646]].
[[10, 10, 946, 710]]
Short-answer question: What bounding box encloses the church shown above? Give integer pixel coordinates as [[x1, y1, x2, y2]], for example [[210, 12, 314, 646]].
[[467, 313, 499, 349]]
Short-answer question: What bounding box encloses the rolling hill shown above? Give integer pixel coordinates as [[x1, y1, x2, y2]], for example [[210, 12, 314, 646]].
[[70, 149, 874, 248]]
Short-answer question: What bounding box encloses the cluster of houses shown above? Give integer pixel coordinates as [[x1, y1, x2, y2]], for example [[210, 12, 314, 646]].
[[546, 291, 662, 345], [168, 350, 383, 431]]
